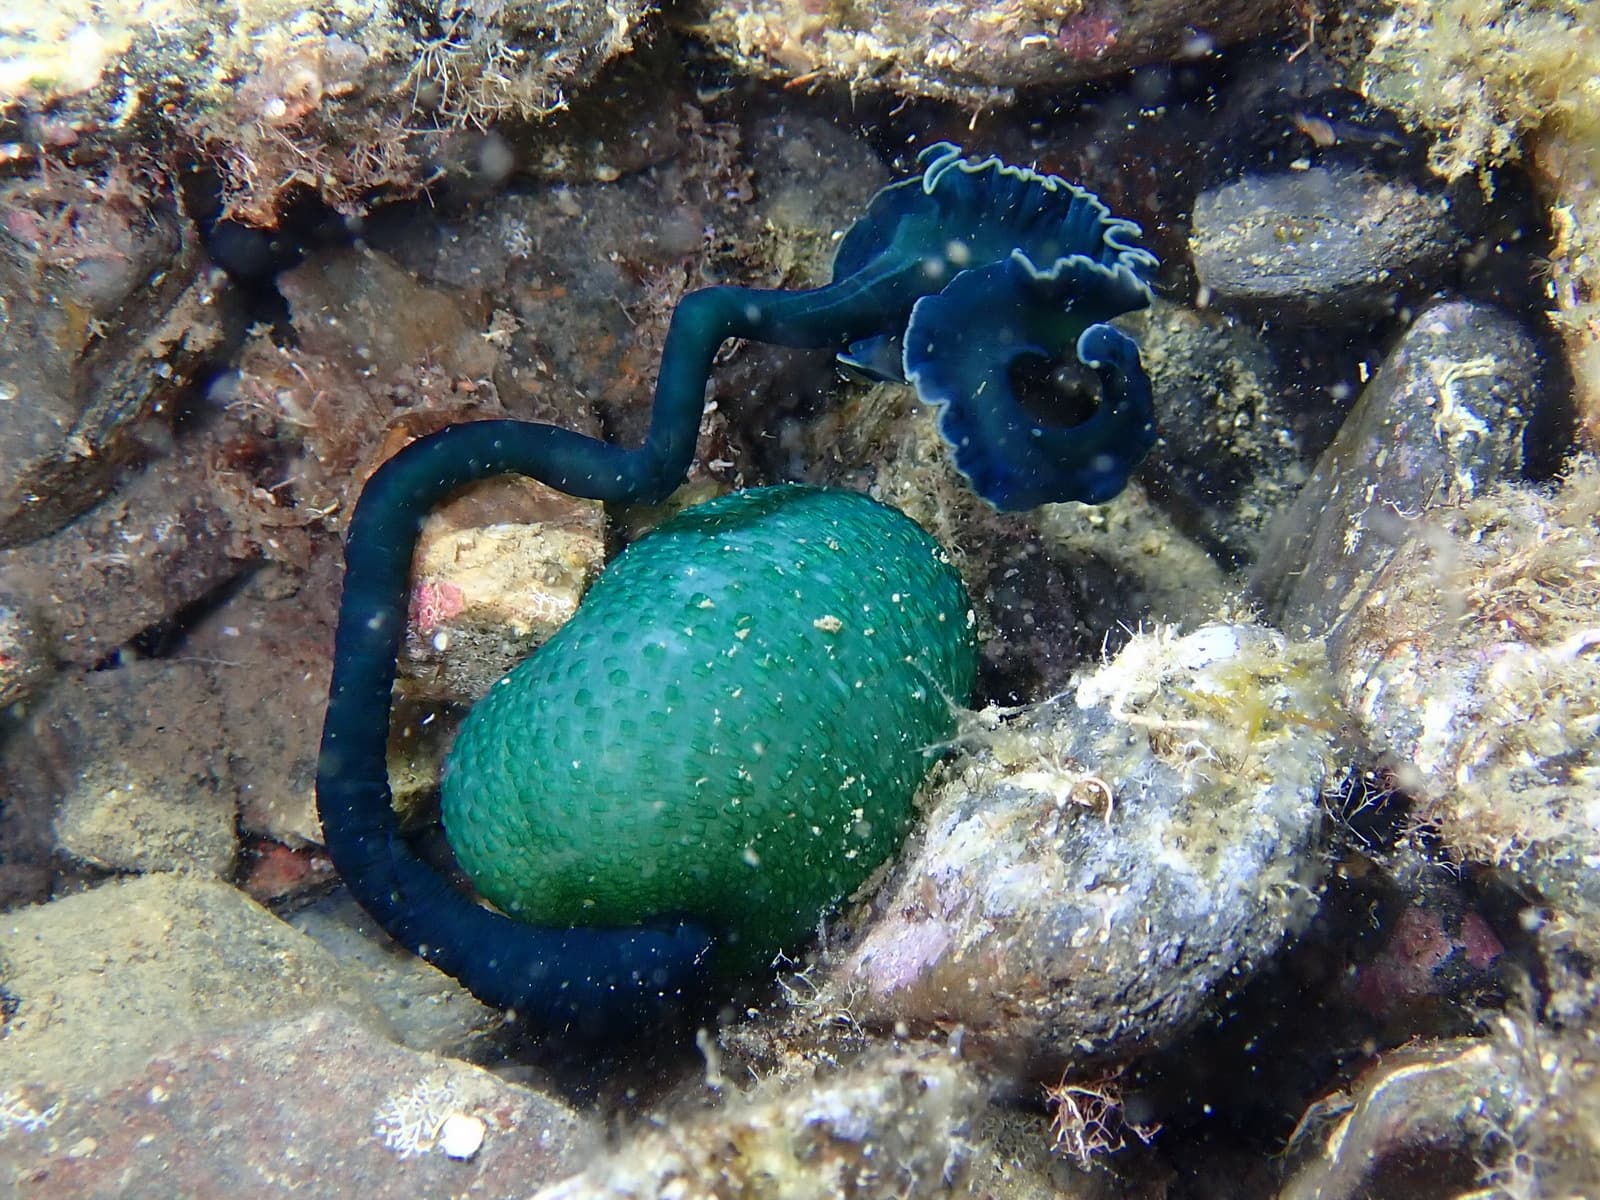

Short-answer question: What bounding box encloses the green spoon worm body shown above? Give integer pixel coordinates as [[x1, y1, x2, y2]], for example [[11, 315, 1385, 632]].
[[440, 485, 978, 974]]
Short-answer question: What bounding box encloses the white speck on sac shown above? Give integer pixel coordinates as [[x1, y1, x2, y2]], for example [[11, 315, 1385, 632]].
[[742, 845, 761, 867], [813, 614, 843, 633]]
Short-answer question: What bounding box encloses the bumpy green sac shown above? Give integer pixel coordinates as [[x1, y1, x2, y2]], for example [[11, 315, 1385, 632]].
[[440, 485, 977, 974]]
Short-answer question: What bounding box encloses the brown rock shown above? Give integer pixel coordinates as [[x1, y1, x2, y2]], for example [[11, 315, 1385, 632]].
[[0, 167, 227, 548], [0, 874, 384, 1095], [0, 1008, 593, 1198], [0, 431, 255, 667], [5, 660, 237, 878]]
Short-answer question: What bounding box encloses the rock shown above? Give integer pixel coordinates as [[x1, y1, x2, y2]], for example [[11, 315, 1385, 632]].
[[290, 893, 507, 1061], [0, 874, 383, 1095], [691, 0, 1295, 106], [0, 169, 228, 548], [1128, 300, 1310, 566], [1033, 482, 1232, 642], [1331, 0, 1600, 447], [183, 582, 339, 848], [0, 1008, 592, 1198], [827, 623, 1340, 1075], [0, 429, 256, 666], [400, 476, 604, 703], [278, 248, 502, 383], [1326, 461, 1600, 960], [1281, 1018, 1600, 1200], [1346, 879, 1506, 1028], [531, 1045, 983, 1199], [371, 123, 751, 466], [3, 660, 238, 878], [789, 371, 1228, 700], [1252, 299, 1542, 636], [0, 584, 49, 708], [1190, 165, 1463, 321], [0, 0, 656, 227], [240, 838, 338, 905]]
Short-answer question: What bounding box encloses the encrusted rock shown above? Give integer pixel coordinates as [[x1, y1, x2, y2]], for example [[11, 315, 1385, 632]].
[[400, 476, 604, 703], [1190, 165, 1463, 320], [1327, 460, 1600, 959], [692, 0, 1294, 107], [828, 622, 1341, 1075], [532, 1045, 984, 1200], [0, 0, 655, 225], [1282, 1016, 1600, 1200], [1253, 298, 1542, 637], [0, 170, 227, 548]]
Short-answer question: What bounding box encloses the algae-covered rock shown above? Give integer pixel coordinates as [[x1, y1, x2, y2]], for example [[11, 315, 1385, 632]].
[[1328, 458, 1600, 958], [532, 1045, 984, 1200], [1282, 1015, 1600, 1200], [0, 0, 655, 225], [830, 622, 1341, 1075], [1341, 0, 1600, 448], [1253, 299, 1542, 638], [0, 169, 227, 548], [691, 0, 1294, 107]]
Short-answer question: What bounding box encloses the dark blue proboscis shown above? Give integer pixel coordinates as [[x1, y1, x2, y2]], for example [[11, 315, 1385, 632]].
[[316, 143, 1158, 1035]]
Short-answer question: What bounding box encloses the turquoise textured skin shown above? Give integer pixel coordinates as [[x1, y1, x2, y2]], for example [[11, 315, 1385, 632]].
[[441, 485, 978, 974]]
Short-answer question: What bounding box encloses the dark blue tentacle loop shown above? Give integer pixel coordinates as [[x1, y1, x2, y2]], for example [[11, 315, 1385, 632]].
[[316, 143, 1160, 1036]]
